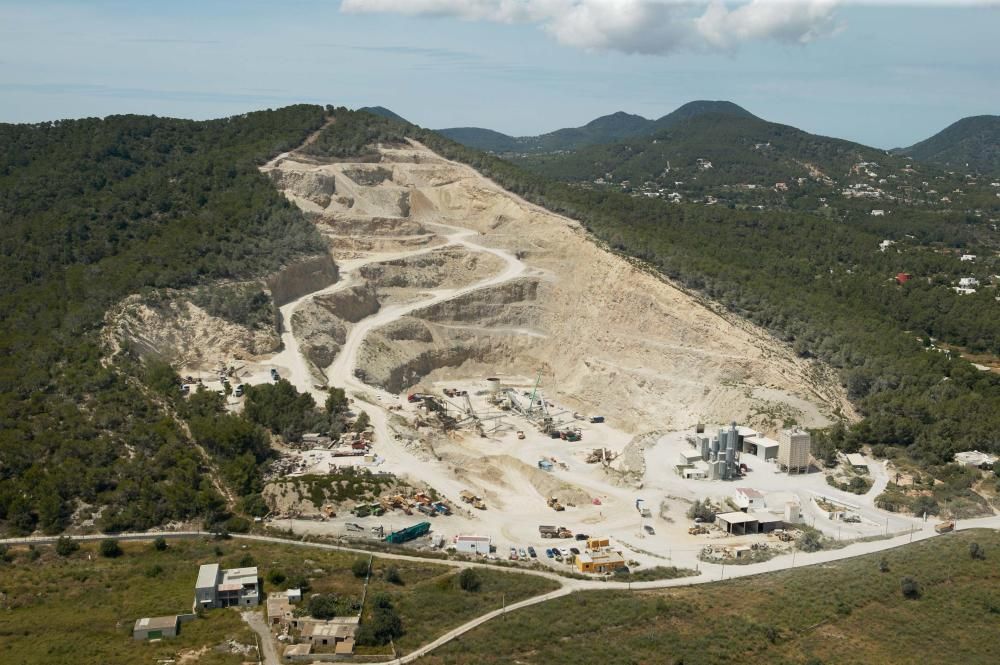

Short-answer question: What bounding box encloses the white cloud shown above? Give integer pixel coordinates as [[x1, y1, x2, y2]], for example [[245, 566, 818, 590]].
[[339, 1, 846, 55]]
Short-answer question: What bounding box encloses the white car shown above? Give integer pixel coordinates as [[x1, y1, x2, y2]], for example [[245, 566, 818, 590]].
[[558, 547, 570, 559]]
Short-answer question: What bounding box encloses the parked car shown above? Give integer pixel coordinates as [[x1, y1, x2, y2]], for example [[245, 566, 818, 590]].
[[569, 547, 580, 556], [575, 533, 589, 541], [234, 384, 244, 397], [518, 547, 527, 559], [509, 546, 518, 560], [545, 548, 554, 558], [644, 525, 656, 535], [558, 548, 570, 558], [527, 546, 537, 558]]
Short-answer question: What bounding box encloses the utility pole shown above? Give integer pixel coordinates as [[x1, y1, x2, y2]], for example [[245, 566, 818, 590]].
[[502, 592, 505, 620]]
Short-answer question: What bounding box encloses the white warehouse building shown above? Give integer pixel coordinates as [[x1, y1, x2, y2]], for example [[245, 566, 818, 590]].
[[454, 535, 491, 555]]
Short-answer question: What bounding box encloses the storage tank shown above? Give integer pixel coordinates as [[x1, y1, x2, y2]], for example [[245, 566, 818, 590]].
[[700, 436, 710, 461], [711, 437, 720, 456], [486, 377, 501, 394]]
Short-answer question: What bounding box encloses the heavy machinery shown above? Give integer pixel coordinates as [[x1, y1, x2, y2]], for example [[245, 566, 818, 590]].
[[384, 521, 431, 544], [460, 490, 486, 510], [935, 521, 955, 534], [547, 496, 565, 512]]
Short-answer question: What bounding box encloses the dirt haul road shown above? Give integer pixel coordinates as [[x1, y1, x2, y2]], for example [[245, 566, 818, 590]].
[[262, 138, 849, 430]]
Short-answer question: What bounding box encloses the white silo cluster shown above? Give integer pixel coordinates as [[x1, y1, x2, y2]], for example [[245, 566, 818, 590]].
[[693, 421, 742, 480]]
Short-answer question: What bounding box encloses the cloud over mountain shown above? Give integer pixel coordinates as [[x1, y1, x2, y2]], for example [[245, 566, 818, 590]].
[[340, 0, 842, 55]]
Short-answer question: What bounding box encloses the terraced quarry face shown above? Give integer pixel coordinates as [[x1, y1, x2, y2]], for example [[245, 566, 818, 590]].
[[263, 140, 850, 434]]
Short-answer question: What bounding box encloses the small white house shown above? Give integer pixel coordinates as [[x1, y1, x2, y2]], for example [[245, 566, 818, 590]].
[[733, 487, 764, 511], [454, 535, 491, 555], [871, 209, 885, 216], [960, 254, 976, 262], [959, 277, 980, 288]]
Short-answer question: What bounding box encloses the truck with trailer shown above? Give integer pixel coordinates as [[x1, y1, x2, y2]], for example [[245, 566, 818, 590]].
[[384, 521, 431, 545]]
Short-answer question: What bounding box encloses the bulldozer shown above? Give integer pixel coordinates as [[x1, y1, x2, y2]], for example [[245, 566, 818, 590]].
[[547, 496, 565, 512]]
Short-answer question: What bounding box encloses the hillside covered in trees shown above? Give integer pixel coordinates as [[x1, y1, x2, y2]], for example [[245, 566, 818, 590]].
[[0, 105, 330, 535], [897, 115, 1000, 174]]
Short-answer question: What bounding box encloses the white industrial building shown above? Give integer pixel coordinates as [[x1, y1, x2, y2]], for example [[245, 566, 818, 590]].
[[846, 453, 869, 471], [741, 435, 780, 461], [454, 535, 491, 555], [195, 564, 260, 609]]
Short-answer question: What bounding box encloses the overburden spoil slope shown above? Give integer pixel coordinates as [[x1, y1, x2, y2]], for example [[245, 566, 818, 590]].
[[264, 139, 849, 433]]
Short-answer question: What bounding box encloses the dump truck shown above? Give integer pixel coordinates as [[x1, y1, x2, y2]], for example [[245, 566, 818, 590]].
[[384, 521, 431, 544], [417, 504, 435, 517], [432, 501, 451, 516], [935, 521, 955, 534], [539, 525, 558, 538], [460, 490, 486, 510], [589, 416, 605, 423], [351, 505, 371, 518], [688, 525, 709, 535]]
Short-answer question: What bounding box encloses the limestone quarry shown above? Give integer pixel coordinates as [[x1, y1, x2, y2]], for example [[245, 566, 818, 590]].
[[264, 139, 850, 434], [110, 130, 888, 575]]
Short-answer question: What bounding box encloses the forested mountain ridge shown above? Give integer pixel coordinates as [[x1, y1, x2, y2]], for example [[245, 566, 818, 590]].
[[896, 115, 1000, 174], [516, 112, 898, 186], [0, 106, 330, 535], [437, 100, 754, 155]]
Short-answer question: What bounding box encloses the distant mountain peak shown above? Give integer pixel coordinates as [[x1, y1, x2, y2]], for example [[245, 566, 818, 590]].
[[655, 100, 756, 127], [359, 106, 410, 124], [436, 100, 758, 154], [900, 115, 1000, 173]]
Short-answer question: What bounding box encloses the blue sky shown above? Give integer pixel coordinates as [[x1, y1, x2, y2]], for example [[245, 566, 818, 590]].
[[0, 1, 997, 148]]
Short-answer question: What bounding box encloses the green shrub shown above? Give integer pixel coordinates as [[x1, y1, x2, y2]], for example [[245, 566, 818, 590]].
[[308, 593, 340, 620], [55, 537, 79, 557], [352, 557, 370, 578], [384, 566, 403, 585], [99, 539, 122, 558], [901, 576, 921, 599], [458, 568, 482, 592]]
